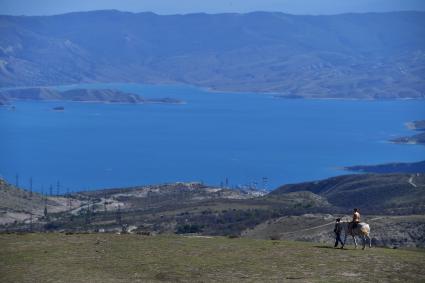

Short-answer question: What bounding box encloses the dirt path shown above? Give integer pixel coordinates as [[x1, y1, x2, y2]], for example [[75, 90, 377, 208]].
[[279, 216, 385, 236], [408, 175, 417, 188]]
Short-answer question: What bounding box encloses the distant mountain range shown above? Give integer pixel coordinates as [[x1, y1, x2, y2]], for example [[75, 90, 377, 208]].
[[1, 10, 424, 99]]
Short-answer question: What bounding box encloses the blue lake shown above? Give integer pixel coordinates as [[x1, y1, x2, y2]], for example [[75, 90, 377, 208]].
[[0, 83, 424, 192]]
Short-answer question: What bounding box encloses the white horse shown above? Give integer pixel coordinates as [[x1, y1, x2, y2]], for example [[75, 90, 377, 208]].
[[340, 221, 372, 250]]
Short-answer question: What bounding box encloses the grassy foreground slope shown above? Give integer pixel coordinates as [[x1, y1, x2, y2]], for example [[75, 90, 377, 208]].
[[0, 233, 424, 283]]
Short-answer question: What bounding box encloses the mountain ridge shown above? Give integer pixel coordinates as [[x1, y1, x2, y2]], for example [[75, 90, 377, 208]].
[[5, 9, 424, 17], [1, 10, 424, 99]]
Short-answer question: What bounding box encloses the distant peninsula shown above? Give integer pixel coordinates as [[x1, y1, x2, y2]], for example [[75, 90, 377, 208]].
[[391, 133, 425, 145], [406, 120, 425, 131], [390, 120, 425, 145], [345, 120, 425, 174], [0, 88, 183, 105], [344, 160, 425, 174]]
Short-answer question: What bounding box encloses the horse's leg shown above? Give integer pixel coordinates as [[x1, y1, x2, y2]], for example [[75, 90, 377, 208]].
[[367, 234, 372, 248], [353, 235, 357, 249], [342, 232, 347, 249], [362, 235, 366, 250]]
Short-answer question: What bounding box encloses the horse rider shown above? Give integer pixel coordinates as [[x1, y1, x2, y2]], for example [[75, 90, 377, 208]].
[[349, 208, 361, 234], [333, 218, 343, 248]]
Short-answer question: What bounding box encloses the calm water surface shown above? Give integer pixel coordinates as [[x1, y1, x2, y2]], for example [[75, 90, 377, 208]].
[[0, 83, 424, 192]]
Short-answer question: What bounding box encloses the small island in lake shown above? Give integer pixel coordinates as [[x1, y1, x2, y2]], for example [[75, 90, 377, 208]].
[[0, 87, 184, 105], [52, 106, 65, 111]]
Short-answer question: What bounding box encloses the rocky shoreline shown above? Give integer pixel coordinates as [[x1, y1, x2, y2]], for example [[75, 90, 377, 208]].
[[0, 87, 184, 105]]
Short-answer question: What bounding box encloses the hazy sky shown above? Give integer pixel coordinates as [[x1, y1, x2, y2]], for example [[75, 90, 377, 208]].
[[1, 0, 425, 16]]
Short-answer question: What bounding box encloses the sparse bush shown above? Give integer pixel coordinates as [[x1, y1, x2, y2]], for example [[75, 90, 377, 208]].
[[227, 234, 240, 239], [44, 222, 60, 231], [269, 235, 280, 241], [176, 224, 203, 234]]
